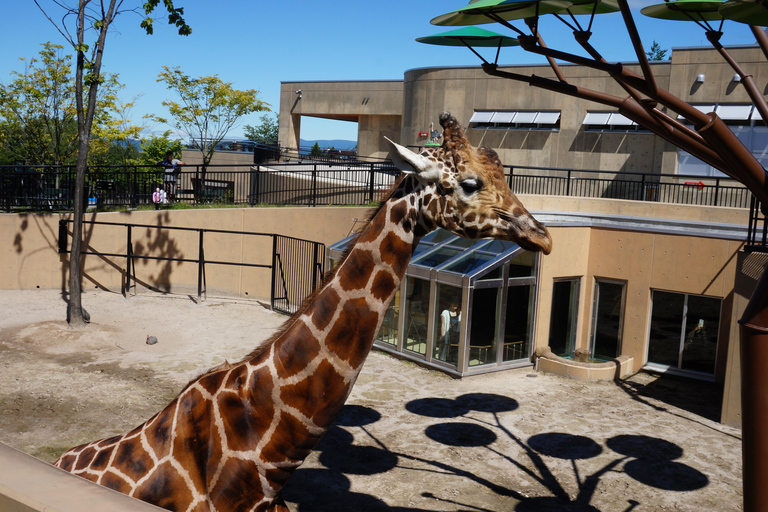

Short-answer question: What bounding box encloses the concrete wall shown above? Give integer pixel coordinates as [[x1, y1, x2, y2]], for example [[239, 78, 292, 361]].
[[279, 46, 768, 176], [2, 207, 370, 300], [278, 80, 403, 156]]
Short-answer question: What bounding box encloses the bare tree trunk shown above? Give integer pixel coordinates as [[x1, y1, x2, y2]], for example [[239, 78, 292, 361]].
[[67, 0, 116, 326]]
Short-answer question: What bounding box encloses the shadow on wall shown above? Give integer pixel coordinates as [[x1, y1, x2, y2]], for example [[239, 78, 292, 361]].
[[131, 211, 185, 293], [282, 393, 709, 511]]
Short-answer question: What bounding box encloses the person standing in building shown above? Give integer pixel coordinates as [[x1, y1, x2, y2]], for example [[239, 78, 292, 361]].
[[438, 301, 461, 362]]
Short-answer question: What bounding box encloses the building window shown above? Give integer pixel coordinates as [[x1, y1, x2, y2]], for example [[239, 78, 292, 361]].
[[470, 110, 560, 131], [647, 290, 721, 377], [549, 278, 580, 358], [590, 279, 626, 361], [582, 111, 649, 133], [676, 104, 767, 177]]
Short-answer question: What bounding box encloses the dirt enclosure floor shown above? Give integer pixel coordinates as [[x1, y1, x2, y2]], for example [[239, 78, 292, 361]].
[[0, 289, 742, 511]]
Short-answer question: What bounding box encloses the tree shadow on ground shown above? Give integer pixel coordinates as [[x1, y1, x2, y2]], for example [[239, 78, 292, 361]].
[[283, 394, 709, 512]]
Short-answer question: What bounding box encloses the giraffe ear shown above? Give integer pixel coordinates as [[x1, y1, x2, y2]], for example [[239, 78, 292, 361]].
[[384, 137, 442, 184]]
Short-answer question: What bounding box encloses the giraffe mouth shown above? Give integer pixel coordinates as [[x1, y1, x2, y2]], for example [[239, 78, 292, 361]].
[[494, 208, 552, 254]]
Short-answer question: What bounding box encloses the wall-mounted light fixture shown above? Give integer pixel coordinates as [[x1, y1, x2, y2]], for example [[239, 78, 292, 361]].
[[295, 89, 302, 99], [696, 74, 705, 83]]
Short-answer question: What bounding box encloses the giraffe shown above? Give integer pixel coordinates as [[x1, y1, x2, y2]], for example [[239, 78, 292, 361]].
[[54, 112, 552, 512]]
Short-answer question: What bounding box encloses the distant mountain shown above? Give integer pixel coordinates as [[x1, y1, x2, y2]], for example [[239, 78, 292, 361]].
[[300, 138, 356, 150]]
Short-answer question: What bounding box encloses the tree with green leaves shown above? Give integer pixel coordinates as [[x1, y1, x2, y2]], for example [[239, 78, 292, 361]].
[[33, 0, 191, 327], [0, 43, 141, 167], [152, 66, 268, 191], [645, 40, 668, 61], [0, 42, 77, 165], [244, 113, 278, 142], [309, 141, 325, 157]]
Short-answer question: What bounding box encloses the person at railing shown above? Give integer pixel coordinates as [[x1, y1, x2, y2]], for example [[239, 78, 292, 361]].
[[157, 151, 185, 202]]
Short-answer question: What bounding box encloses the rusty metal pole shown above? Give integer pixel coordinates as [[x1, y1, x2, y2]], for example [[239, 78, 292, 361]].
[[739, 264, 768, 512]]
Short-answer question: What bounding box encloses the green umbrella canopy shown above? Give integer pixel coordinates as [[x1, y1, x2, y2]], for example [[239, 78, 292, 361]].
[[416, 26, 520, 47], [431, 0, 573, 26], [720, 0, 768, 27], [555, 0, 620, 15], [640, 0, 726, 21]]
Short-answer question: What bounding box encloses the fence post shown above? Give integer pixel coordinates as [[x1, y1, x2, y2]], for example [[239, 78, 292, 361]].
[[125, 224, 132, 297], [507, 166, 514, 189], [714, 178, 721, 206], [270, 235, 277, 310], [369, 164, 375, 203], [311, 164, 317, 206], [566, 169, 572, 196], [197, 230, 205, 301], [58, 219, 68, 254], [130, 166, 137, 209], [252, 165, 260, 206]]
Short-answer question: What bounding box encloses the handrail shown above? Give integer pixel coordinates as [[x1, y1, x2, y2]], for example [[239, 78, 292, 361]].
[[56, 219, 326, 310], [0, 161, 752, 212]]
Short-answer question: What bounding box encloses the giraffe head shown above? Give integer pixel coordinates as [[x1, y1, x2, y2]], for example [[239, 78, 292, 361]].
[[385, 112, 552, 254]]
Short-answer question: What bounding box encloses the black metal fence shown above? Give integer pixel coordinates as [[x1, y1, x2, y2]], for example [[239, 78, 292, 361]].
[[1, 161, 754, 212], [57, 219, 326, 312], [508, 166, 751, 209], [271, 235, 326, 315]]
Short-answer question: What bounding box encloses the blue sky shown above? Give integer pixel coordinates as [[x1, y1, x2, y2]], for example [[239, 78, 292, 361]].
[[1, 1, 761, 143]]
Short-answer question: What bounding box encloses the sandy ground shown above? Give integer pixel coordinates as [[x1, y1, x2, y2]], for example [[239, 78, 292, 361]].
[[0, 288, 743, 511]]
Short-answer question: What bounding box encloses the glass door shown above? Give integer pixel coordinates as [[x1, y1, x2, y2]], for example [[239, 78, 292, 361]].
[[548, 279, 580, 357], [590, 279, 626, 361]]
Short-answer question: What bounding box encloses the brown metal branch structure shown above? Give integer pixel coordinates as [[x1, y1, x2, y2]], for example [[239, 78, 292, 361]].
[[476, 3, 768, 510]]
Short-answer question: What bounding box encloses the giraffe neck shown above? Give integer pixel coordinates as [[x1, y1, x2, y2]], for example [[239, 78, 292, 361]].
[[268, 176, 428, 406]]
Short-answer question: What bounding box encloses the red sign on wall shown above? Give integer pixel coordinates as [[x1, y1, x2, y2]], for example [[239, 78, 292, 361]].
[[418, 131, 429, 138]]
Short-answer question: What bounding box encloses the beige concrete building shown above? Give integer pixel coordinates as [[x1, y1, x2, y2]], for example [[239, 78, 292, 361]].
[[274, 44, 768, 428]]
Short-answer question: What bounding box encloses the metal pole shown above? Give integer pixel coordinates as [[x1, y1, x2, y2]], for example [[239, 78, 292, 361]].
[[197, 230, 204, 301], [369, 164, 375, 203], [125, 225, 132, 297], [270, 235, 277, 310], [739, 264, 768, 512]]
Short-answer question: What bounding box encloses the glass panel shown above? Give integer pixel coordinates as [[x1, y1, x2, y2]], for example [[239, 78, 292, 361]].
[[412, 246, 463, 268], [478, 265, 503, 281], [509, 251, 535, 278], [469, 288, 500, 366], [432, 284, 462, 366], [549, 279, 580, 358], [404, 277, 430, 355], [648, 291, 685, 367], [591, 281, 624, 361], [682, 295, 721, 374], [479, 239, 516, 255], [504, 284, 533, 361], [443, 251, 496, 275], [444, 236, 478, 249], [376, 290, 399, 347]]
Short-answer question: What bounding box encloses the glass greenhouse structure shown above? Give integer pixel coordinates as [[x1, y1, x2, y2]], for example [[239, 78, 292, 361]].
[[328, 229, 542, 376]]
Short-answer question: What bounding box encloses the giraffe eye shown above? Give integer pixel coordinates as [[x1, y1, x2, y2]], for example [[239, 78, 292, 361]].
[[460, 178, 482, 195]]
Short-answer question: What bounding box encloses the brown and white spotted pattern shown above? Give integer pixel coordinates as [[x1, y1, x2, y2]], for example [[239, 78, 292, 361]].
[[54, 112, 552, 512]]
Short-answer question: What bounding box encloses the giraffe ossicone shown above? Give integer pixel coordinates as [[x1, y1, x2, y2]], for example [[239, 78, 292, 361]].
[[54, 112, 551, 512]]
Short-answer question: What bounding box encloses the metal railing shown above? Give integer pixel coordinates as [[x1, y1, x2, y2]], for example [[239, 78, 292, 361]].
[[507, 165, 751, 209], [1, 161, 754, 212], [57, 219, 326, 312], [747, 197, 768, 253]]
